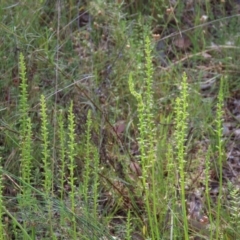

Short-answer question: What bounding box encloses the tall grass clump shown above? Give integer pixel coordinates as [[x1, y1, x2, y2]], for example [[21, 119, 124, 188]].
[[81, 109, 100, 227], [19, 53, 33, 191], [91, 144, 100, 225], [164, 143, 180, 239], [128, 34, 159, 239], [67, 101, 78, 239], [18, 53, 36, 238], [39, 94, 56, 237], [204, 147, 214, 239], [18, 53, 29, 137], [174, 72, 189, 240], [128, 34, 192, 239], [40, 95, 52, 194], [57, 109, 67, 201], [82, 110, 92, 204], [215, 77, 225, 238], [15, 52, 106, 239]]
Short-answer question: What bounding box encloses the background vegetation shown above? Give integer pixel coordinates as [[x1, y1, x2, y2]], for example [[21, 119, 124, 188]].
[[1, 0, 240, 239]]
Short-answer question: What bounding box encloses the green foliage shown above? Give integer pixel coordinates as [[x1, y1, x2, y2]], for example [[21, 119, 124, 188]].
[[82, 110, 92, 203], [204, 147, 214, 239], [19, 53, 29, 122], [19, 53, 33, 189], [128, 34, 160, 239], [91, 145, 100, 222], [20, 117, 33, 185], [227, 181, 240, 237], [40, 95, 52, 194], [18, 54, 36, 238], [18, 53, 32, 188], [57, 110, 66, 200], [174, 72, 189, 239], [215, 76, 225, 238], [67, 101, 78, 238], [126, 209, 132, 240], [1, 0, 240, 239]]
